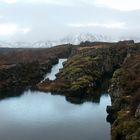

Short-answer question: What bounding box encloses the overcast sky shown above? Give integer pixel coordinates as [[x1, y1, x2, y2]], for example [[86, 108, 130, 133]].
[[0, 0, 140, 42]]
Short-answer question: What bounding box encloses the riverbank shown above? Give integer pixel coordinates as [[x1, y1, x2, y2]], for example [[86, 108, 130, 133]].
[[0, 54, 111, 140], [0, 44, 73, 93], [37, 40, 140, 139], [37, 41, 138, 94], [107, 53, 140, 140]]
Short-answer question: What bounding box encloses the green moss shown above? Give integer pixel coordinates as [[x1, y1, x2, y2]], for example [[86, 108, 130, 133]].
[[53, 51, 105, 94], [70, 75, 94, 92], [112, 110, 140, 140]]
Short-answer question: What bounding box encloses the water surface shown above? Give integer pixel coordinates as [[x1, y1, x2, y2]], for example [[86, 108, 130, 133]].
[[0, 59, 111, 140], [44, 59, 67, 81]]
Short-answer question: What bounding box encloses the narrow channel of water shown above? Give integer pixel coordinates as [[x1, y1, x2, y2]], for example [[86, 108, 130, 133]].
[[0, 59, 111, 140], [40, 59, 67, 83], [44, 59, 67, 80]]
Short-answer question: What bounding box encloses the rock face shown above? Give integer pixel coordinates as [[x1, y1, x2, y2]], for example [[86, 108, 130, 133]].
[[108, 53, 140, 140], [0, 59, 58, 92], [135, 104, 140, 122]]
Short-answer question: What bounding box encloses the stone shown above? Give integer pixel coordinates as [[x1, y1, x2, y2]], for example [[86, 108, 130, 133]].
[[135, 104, 140, 121]]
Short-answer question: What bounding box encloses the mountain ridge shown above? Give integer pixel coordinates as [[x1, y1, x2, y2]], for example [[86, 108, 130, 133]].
[[0, 33, 128, 48]]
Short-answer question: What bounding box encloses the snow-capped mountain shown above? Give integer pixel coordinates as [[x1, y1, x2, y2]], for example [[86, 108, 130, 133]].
[[60, 33, 112, 44], [0, 33, 140, 48], [0, 33, 138, 48], [31, 41, 58, 48], [13, 42, 32, 48], [0, 41, 13, 48], [0, 41, 32, 48], [0, 41, 57, 48], [0, 33, 113, 48]]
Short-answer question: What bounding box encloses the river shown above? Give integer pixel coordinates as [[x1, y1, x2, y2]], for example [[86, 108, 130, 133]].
[[0, 59, 111, 140]]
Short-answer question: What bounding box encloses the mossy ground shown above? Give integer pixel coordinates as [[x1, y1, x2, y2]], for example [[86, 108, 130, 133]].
[[109, 54, 140, 140], [112, 110, 140, 140]]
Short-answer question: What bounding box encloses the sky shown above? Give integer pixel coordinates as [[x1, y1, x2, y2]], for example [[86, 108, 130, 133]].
[[0, 0, 140, 42]]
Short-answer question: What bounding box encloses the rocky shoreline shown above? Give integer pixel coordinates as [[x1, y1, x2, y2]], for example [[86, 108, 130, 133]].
[[37, 41, 138, 94], [107, 53, 140, 140], [37, 40, 140, 139], [0, 58, 58, 91], [0, 40, 140, 139], [0, 44, 73, 95]]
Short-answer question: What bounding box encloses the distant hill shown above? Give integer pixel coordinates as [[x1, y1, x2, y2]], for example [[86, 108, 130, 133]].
[[0, 33, 116, 48]]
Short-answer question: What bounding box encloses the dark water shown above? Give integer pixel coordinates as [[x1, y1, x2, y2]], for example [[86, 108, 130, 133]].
[[0, 59, 111, 140]]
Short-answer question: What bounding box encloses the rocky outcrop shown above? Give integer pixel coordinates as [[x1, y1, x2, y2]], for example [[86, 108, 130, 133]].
[[0, 58, 58, 91], [2, 40, 139, 139], [36, 41, 140, 139], [0, 44, 74, 93], [107, 53, 140, 140], [135, 104, 140, 122], [37, 41, 139, 96]]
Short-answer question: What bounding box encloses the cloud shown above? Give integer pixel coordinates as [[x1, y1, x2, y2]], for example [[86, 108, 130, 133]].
[[0, 0, 18, 4], [94, 0, 140, 11], [21, 28, 30, 34], [0, 0, 75, 6], [28, 0, 67, 5], [0, 16, 3, 19], [69, 22, 126, 29], [0, 23, 17, 36], [0, 0, 139, 42], [0, 23, 30, 36], [1, 0, 140, 11]]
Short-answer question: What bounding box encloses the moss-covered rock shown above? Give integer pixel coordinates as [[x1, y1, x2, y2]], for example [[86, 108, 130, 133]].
[[108, 53, 140, 139], [36, 41, 140, 139], [38, 41, 140, 96]]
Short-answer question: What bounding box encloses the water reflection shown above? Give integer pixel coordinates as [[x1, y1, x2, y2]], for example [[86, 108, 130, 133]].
[[0, 90, 111, 140], [65, 92, 108, 105], [0, 88, 25, 100], [0, 58, 111, 140]]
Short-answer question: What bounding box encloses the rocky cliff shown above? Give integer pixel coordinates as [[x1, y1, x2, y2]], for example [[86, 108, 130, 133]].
[[107, 53, 140, 140]]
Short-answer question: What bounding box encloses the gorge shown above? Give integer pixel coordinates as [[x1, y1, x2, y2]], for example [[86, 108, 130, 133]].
[[0, 40, 140, 140]]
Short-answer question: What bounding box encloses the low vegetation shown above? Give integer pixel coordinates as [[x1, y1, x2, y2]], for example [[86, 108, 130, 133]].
[[37, 40, 140, 139], [0, 44, 73, 92], [108, 54, 140, 140], [0, 40, 140, 139]]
